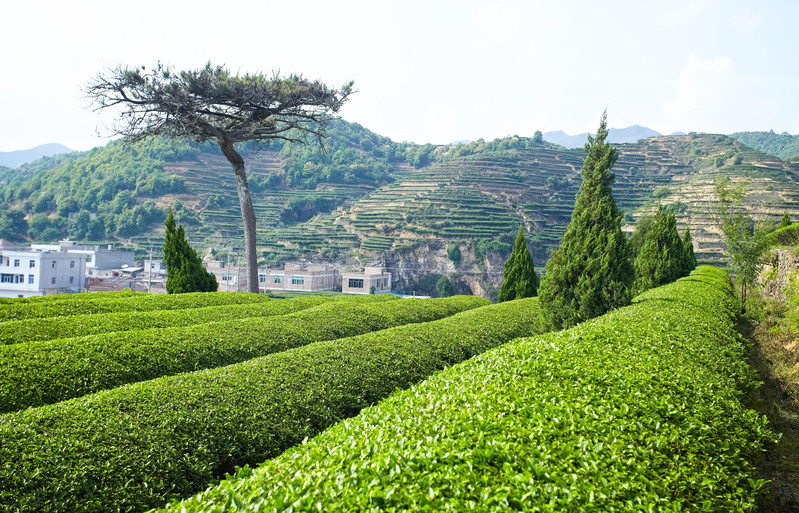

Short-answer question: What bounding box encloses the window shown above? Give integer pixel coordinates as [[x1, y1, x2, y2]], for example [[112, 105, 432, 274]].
[[13, 259, 19, 267], [1, 274, 12, 283], [291, 276, 305, 285], [259, 274, 266, 283], [273, 276, 282, 284], [70, 260, 75, 269], [28, 275, 34, 284], [51, 277, 56, 284], [349, 278, 364, 289], [14, 274, 23, 283], [29, 260, 35, 268], [51, 261, 57, 269], [86, 255, 93, 263], [69, 276, 74, 284]]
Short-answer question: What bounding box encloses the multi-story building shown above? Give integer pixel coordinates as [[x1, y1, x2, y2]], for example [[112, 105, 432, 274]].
[[259, 263, 339, 293], [0, 240, 87, 298], [341, 266, 392, 295]]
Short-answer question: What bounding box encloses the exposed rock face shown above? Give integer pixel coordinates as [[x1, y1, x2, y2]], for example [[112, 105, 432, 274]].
[[384, 241, 507, 300], [759, 249, 799, 301]]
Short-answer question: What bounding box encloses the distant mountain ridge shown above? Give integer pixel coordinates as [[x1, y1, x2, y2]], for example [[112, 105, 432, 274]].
[[543, 125, 662, 148], [0, 143, 73, 168]]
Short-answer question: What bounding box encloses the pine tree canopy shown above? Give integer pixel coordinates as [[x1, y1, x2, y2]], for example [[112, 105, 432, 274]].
[[497, 224, 539, 302], [537, 112, 632, 329]]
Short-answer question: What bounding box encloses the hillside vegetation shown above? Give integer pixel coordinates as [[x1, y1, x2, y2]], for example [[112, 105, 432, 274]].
[[731, 131, 799, 161], [2, 121, 798, 295]]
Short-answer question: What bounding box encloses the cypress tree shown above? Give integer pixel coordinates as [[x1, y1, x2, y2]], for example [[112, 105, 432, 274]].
[[633, 205, 683, 294], [497, 224, 539, 302], [681, 225, 697, 276], [538, 112, 633, 329], [164, 208, 218, 294]]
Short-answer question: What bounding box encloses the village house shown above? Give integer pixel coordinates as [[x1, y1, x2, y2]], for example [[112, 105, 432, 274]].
[[341, 266, 392, 295], [0, 240, 87, 298]]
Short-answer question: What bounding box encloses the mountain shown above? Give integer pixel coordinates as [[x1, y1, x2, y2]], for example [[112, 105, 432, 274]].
[[544, 125, 661, 148], [730, 131, 799, 161], [0, 143, 73, 168], [2, 121, 798, 298]]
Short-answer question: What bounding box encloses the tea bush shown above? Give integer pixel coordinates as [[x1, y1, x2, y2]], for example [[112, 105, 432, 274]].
[[0, 291, 272, 321], [0, 295, 479, 412], [162, 267, 775, 512], [0, 296, 538, 513]]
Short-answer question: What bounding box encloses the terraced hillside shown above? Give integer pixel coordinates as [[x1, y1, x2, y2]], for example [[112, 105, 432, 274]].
[[315, 133, 799, 267], [4, 120, 799, 296]]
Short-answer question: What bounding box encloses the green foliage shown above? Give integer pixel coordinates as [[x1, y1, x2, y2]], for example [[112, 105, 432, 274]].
[[780, 212, 791, 229], [730, 131, 799, 160], [497, 224, 538, 302], [714, 176, 773, 305], [0, 295, 335, 346], [633, 205, 685, 294], [538, 112, 633, 329], [164, 208, 218, 293], [446, 244, 461, 267], [0, 290, 269, 322], [0, 294, 477, 413], [164, 268, 774, 512], [436, 275, 455, 297], [0, 295, 531, 513], [681, 225, 697, 275], [628, 213, 654, 261]]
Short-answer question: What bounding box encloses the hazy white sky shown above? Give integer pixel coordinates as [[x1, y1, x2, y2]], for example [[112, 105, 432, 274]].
[[1, 0, 797, 152]]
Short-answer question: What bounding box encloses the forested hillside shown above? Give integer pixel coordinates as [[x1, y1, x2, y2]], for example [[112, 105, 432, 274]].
[[2, 120, 798, 295], [731, 131, 799, 161]]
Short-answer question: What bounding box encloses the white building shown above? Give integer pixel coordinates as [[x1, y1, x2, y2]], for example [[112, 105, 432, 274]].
[[341, 266, 392, 295], [0, 241, 87, 298], [32, 241, 135, 277]]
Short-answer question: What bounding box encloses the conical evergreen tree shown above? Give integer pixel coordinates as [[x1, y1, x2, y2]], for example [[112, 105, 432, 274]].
[[633, 205, 683, 294], [780, 212, 791, 228], [164, 208, 218, 294], [497, 224, 539, 302], [538, 112, 633, 329], [681, 225, 697, 276]]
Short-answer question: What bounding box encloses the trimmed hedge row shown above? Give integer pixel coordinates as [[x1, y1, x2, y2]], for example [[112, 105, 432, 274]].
[[0, 295, 478, 413], [0, 289, 143, 304], [163, 267, 776, 512], [0, 291, 272, 322], [0, 295, 363, 345], [0, 296, 539, 513]]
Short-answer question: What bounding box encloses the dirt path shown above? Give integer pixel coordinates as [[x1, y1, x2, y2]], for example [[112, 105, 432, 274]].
[[744, 316, 799, 511]]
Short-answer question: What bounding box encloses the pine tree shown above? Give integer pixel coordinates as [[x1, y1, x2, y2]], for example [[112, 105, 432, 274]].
[[633, 205, 684, 294], [164, 208, 218, 294], [498, 224, 539, 302], [780, 212, 791, 228], [681, 225, 697, 276], [538, 112, 633, 329]]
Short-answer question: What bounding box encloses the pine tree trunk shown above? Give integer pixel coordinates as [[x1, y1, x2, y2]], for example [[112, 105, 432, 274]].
[[219, 139, 259, 293]]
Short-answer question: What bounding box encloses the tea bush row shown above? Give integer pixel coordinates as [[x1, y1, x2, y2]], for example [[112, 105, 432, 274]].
[[0, 297, 539, 513], [163, 267, 776, 512], [0, 291, 272, 322], [0, 295, 480, 413], [0, 295, 349, 345]]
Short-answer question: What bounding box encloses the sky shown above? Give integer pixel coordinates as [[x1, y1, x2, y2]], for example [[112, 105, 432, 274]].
[[1, 0, 798, 152]]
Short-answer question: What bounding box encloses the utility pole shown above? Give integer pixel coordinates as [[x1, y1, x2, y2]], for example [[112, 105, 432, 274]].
[[225, 251, 230, 292], [147, 246, 153, 293]]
